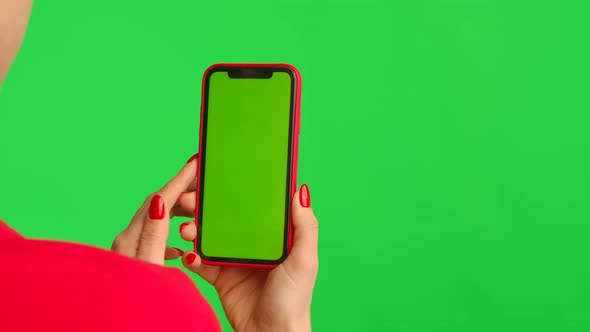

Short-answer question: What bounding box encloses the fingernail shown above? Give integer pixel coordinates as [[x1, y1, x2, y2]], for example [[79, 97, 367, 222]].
[[186, 153, 198, 164], [186, 253, 197, 264], [149, 195, 165, 220], [300, 184, 311, 208], [179, 222, 190, 233], [175, 248, 184, 255]]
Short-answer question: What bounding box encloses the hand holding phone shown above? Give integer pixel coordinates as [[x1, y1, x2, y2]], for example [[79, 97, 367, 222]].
[[179, 182, 318, 332]]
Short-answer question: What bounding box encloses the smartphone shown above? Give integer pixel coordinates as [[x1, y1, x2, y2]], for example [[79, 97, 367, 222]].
[[195, 64, 301, 268]]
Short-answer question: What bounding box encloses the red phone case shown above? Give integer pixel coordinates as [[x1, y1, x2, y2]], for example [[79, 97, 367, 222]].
[[194, 63, 301, 269]]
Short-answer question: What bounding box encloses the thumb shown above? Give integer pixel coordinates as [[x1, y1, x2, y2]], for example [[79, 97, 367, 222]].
[[284, 184, 319, 275]]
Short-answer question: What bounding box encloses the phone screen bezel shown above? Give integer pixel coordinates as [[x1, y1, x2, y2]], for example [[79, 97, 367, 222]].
[[196, 65, 296, 265]]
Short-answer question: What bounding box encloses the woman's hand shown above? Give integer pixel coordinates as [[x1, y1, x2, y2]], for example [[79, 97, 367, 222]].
[[177, 158, 319, 332], [110, 155, 198, 265], [110, 154, 318, 331]]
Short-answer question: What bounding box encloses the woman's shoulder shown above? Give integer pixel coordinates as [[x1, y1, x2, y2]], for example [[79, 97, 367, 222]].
[[0, 220, 220, 332]]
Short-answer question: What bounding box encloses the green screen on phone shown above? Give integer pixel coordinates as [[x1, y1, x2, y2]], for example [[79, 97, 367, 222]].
[[198, 68, 294, 263]]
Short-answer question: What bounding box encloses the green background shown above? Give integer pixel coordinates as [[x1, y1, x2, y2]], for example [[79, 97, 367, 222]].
[[202, 71, 291, 261], [1, 0, 589, 331]]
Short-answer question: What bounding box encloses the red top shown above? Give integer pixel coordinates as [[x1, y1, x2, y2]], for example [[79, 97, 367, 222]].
[[0, 221, 220, 332]]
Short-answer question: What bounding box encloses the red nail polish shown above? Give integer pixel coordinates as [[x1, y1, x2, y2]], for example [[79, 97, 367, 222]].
[[186, 153, 198, 164], [179, 222, 190, 233], [186, 253, 197, 264], [149, 195, 165, 220], [175, 248, 184, 255], [300, 184, 311, 208]]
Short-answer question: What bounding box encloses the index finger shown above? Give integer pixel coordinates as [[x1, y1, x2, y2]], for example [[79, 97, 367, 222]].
[[157, 153, 198, 207]]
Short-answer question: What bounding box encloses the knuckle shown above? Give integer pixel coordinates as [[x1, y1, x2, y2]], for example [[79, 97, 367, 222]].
[[144, 192, 157, 205], [111, 232, 129, 250], [302, 222, 318, 238], [292, 254, 318, 275], [139, 228, 160, 244], [296, 213, 318, 229], [307, 217, 319, 230]]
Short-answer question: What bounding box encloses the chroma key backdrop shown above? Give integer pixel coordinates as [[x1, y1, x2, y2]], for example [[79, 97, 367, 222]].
[[1, 0, 589, 331]]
